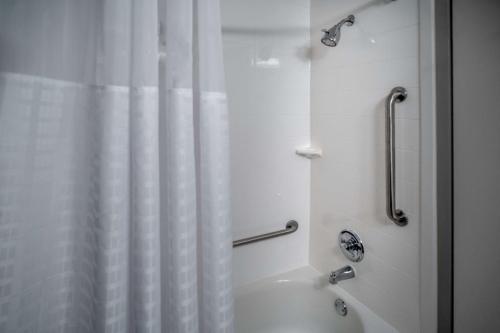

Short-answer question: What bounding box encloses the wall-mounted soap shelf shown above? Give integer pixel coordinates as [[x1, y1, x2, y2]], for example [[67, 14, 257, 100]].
[[295, 146, 322, 159]]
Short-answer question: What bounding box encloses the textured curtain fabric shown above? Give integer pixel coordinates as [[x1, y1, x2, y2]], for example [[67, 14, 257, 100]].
[[0, 1, 233, 332]]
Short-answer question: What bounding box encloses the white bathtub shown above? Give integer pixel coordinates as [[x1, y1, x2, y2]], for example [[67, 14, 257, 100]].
[[235, 266, 398, 333]]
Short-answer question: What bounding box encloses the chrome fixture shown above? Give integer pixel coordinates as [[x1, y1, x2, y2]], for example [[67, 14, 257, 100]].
[[321, 15, 355, 47], [385, 87, 409, 226], [329, 265, 355, 284], [334, 298, 348, 316], [232, 220, 298, 247], [339, 230, 364, 262]]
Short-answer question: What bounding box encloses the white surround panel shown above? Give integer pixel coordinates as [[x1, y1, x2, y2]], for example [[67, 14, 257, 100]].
[[309, 0, 421, 332], [221, 0, 311, 287]]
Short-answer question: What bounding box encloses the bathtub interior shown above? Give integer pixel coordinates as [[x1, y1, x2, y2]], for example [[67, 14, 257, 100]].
[[235, 266, 398, 333]]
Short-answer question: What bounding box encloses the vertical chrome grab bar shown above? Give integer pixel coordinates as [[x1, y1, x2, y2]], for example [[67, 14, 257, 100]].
[[385, 87, 408, 226]]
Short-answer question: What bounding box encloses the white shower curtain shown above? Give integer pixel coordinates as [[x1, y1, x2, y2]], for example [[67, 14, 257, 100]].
[[0, 0, 233, 332]]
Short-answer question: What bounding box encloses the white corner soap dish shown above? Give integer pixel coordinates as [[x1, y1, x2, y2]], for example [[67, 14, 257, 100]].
[[295, 146, 323, 159]]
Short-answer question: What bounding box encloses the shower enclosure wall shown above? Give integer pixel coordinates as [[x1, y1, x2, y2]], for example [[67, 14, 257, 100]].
[[222, 0, 312, 286], [222, 0, 436, 332], [310, 1, 420, 332]]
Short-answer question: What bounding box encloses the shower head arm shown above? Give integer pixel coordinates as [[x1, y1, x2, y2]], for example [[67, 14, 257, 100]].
[[338, 14, 355, 28], [322, 15, 355, 33]]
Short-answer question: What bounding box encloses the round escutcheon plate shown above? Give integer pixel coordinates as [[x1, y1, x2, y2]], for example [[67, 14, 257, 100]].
[[338, 230, 364, 262]]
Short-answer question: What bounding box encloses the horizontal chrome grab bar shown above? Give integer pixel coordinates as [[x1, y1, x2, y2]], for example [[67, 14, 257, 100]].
[[385, 86, 408, 226], [233, 220, 299, 247]]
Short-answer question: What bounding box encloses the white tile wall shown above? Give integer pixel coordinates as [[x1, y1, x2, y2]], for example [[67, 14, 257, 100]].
[[221, 0, 311, 287], [309, 0, 420, 332]]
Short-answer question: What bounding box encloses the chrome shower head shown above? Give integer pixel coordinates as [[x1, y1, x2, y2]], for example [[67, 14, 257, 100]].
[[321, 14, 355, 47]]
